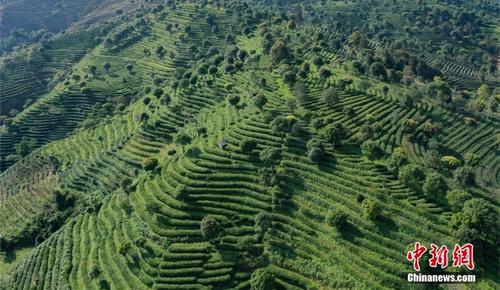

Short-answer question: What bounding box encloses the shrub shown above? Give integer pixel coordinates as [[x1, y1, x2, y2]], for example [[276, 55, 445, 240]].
[[398, 164, 424, 190], [200, 216, 220, 239], [254, 95, 268, 109], [423, 172, 447, 196], [255, 212, 272, 234], [142, 157, 158, 171], [441, 156, 461, 170], [446, 189, 471, 212], [228, 95, 240, 106], [361, 140, 381, 161], [450, 199, 497, 243], [271, 116, 290, 134], [319, 66, 332, 79], [453, 166, 475, 186], [362, 199, 381, 220], [308, 147, 325, 164], [325, 211, 348, 230], [270, 40, 291, 64], [174, 132, 191, 145], [250, 268, 275, 290], [241, 139, 258, 154], [259, 147, 281, 165]]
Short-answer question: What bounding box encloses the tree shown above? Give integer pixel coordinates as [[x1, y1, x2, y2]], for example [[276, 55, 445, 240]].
[[103, 62, 111, 73], [255, 212, 272, 234], [142, 157, 158, 171], [15, 137, 37, 157], [319, 66, 332, 79], [398, 164, 424, 190], [308, 147, 325, 164], [228, 95, 240, 106], [200, 216, 220, 239], [89, 65, 97, 77], [174, 132, 191, 146], [423, 172, 447, 196], [153, 88, 164, 98], [321, 123, 347, 148], [450, 198, 497, 242], [259, 147, 281, 165], [126, 63, 133, 73], [361, 140, 381, 162], [241, 139, 258, 154], [325, 211, 347, 230], [254, 95, 268, 110], [441, 156, 460, 170], [270, 40, 291, 64], [271, 116, 290, 134], [453, 166, 475, 186], [370, 62, 387, 80], [323, 87, 338, 106], [362, 199, 381, 220], [250, 268, 275, 290], [446, 189, 471, 212], [427, 77, 452, 103]]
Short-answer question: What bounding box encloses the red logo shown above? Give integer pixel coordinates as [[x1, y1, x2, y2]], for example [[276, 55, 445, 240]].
[[406, 243, 475, 271], [452, 244, 475, 270], [406, 242, 427, 271]]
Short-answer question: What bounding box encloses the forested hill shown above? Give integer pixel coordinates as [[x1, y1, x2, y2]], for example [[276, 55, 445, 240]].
[[0, 0, 498, 289]]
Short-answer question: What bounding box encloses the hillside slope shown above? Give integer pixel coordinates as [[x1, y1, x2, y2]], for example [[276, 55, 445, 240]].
[[0, 1, 498, 289]]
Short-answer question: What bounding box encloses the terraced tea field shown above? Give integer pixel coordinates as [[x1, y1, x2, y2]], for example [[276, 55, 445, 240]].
[[0, 1, 498, 289]]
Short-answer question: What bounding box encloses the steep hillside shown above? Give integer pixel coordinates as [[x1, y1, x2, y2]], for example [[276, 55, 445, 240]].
[[0, 1, 498, 289]]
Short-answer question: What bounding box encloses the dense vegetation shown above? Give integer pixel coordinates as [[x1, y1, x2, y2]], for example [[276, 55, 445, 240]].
[[0, 0, 498, 289]]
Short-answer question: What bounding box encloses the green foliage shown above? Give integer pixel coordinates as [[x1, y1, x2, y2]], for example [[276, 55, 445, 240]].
[[453, 166, 475, 186], [250, 268, 275, 290], [325, 211, 348, 230], [450, 199, 497, 242], [446, 189, 471, 212], [321, 123, 347, 147], [441, 156, 461, 170], [270, 40, 291, 64], [241, 139, 258, 154], [259, 147, 281, 165], [360, 140, 381, 161], [200, 216, 220, 239], [308, 147, 325, 164], [362, 199, 382, 220], [271, 116, 290, 134], [142, 157, 158, 171], [254, 95, 268, 109], [427, 77, 452, 103], [398, 164, 424, 190], [423, 172, 447, 196], [15, 137, 37, 157], [174, 132, 192, 145], [228, 95, 240, 106]]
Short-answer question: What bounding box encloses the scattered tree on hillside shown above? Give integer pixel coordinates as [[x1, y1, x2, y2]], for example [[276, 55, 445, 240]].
[[270, 40, 291, 64], [441, 156, 461, 170], [321, 123, 347, 148], [103, 62, 111, 73], [250, 268, 275, 290], [423, 172, 447, 196], [446, 189, 471, 212], [362, 199, 382, 220], [142, 157, 158, 171], [254, 95, 268, 110], [241, 139, 258, 154], [15, 137, 37, 157], [398, 164, 424, 190], [200, 216, 220, 239]]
